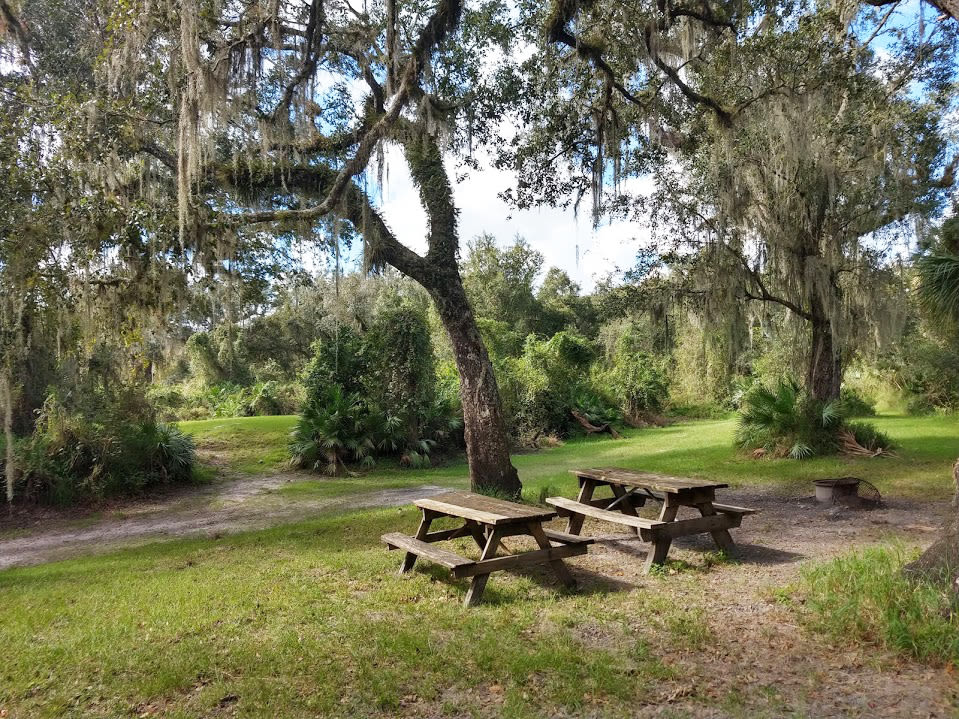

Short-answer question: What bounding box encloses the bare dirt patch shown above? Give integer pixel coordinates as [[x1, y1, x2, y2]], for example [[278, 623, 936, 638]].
[[0, 473, 448, 569], [551, 488, 957, 717]]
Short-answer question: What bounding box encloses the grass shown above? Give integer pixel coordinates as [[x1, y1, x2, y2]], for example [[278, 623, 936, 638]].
[[2, 412, 957, 716], [177, 413, 959, 504], [0, 509, 686, 718], [178, 415, 298, 474], [796, 545, 959, 665], [230, 414, 959, 508]]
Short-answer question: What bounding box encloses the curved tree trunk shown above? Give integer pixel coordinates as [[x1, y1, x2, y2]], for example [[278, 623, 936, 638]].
[[430, 276, 521, 497]]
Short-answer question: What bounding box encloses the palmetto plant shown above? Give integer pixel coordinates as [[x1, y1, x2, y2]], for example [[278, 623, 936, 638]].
[[918, 253, 959, 329], [735, 377, 842, 459], [289, 385, 375, 476]]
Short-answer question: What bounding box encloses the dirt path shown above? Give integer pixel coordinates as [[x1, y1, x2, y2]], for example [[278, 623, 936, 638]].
[[554, 489, 956, 718], [0, 473, 449, 570]]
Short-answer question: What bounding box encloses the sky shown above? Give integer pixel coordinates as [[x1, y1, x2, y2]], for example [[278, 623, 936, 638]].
[[373, 144, 652, 292]]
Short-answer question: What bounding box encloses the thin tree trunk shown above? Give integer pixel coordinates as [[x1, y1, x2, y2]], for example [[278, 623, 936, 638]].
[[429, 274, 521, 498], [2, 372, 15, 505], [807, 315, 841, 402]]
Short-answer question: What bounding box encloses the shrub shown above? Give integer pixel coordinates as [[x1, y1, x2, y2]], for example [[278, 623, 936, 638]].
[[837, 387, 877, 417], [289, 385, 377, 475], [845, 421, 895, 452], [735, 377, 840, 458], [15, 402, 197, 505], [607, 351, 670, 420], [737, 377, 894, 459]]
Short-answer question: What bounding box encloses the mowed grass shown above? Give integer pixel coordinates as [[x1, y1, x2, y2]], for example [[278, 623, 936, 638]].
[[0, 509, 682, 718], [267, 414, 959, 504], [1, 413, 956, 717], [178, 415, 298, 474]]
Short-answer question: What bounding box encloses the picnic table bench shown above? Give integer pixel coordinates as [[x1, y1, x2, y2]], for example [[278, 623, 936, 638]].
[[548, 468, 756, 573], [382, 491, 592, 607]]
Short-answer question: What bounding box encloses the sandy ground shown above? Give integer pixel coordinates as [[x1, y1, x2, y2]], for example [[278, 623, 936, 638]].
[[534, 490, 957, 718], [0, 472, 449, 569]]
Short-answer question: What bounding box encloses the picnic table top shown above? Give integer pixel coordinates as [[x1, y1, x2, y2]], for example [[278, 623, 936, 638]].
[[570, 467, 729, 494], [414, 491, 557, 526]]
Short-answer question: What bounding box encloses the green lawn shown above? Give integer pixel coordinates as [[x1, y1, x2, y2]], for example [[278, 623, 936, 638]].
[[1, 413, 956, 717], [178, 415, 298, 474], [271, 414, 959, 505]]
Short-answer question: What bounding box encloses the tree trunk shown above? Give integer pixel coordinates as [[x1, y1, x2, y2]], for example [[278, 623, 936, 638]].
[[429, 274, 521, 498], [807, 315, 841, 402], [904, 459, 959, 583]]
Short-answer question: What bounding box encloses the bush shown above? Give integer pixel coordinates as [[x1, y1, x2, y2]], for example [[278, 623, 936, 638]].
[[15, 403, 197, 505], [798, 546, 959, 664], [736, 377, 895, 459], [290, 304, 461, 474], [607, 351, 670, 420], [837, 387, 877, 417], [735, 377, 841, 458], [845, 421, 895, 452]]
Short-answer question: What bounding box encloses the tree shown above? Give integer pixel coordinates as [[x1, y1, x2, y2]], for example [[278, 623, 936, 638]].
[[90, 0, 522, 494], [503, 0, 957, 401]]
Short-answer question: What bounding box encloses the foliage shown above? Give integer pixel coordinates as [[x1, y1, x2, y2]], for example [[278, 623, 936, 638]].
[[14, 401, 197, 505], [290, 302, 461, 474], [735, 378, 841, 459], [799, 546, 959, 665], [837, 388, 877, 418], [606, 350, 670, 420], [844, 422, 895, 454], [290, 386, 380, 475]]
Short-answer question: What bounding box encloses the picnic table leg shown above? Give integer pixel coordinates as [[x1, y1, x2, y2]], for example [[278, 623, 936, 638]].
[[464, 527, 503, 608], [400, 509, 435, 574], [566, 478, 595, 535], [697, 502, 736, 554], [643, 499, 679, 573], [609, 484, 641, 537], [528, 522, 577, 589]]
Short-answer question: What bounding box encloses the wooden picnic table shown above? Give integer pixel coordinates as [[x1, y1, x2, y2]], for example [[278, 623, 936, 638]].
[[382, 491, 592, 607], [547, 468, 756, 573]]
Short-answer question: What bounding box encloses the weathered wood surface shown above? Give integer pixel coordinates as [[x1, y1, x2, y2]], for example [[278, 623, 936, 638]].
[[542, 528, 595, 546], [382, 532, 476, 570], [415, 491, 557, 526], [571, 468, 728, 493], [452, 541, 588, 579], [547, 496, 665, 540], [712, 503, 758, 515]]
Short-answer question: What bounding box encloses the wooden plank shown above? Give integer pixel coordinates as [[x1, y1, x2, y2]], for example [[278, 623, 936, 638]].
[[543, 528, 595, 546], [571, 468, 728, 493], [452, 541, 589, 578], [547, 497, 665, 540], [712, 503, 758, 515], [415, 491, 557, 526], [652, 513, 741, 539], [382, 533, 476, 570]]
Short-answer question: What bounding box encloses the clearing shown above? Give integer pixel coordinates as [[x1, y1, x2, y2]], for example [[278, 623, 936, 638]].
[[0, 414, 957, 717]]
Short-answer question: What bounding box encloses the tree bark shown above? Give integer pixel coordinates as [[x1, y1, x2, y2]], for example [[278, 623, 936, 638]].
[[428, 271, 522, 498], [807, 314, 842, 402], [904, 459, 959, 583]]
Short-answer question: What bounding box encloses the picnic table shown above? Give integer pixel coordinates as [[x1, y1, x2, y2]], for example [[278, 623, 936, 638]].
[[382, 491, 592, 607], [547, 468, 756, 573]]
